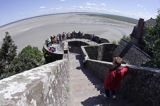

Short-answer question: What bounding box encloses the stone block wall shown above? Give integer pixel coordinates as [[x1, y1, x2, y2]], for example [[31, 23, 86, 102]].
[[83, 40, 150, 65], [0, 60, 69, 106], [113, 40, 150, 66], [84, 46, 98, 60], [85, 59, 112, 80], [68, 41, 89, 54], [121, 65, 160, 106], [101, 44, 117, 62], [82, 44, 160, 106], [85, 59, 160, 106], [83, 43, 117, 61]]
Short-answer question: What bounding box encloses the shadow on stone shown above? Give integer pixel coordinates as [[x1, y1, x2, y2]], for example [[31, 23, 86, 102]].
[[81, 95, 105, 106], [75, 54, 135, 106], [75, 54, 104, 94]]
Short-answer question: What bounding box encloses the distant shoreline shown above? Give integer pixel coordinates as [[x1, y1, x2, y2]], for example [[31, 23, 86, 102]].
[[0, 12, 138, 28]]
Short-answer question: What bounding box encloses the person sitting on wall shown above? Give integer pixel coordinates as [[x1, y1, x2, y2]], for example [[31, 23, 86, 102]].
[[63, 41, 69, 59], [104, 57, 128, 99], [63, 41, 69, 54]]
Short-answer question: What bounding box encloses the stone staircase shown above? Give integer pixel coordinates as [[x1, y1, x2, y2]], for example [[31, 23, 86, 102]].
[[69, 53, 134, 106]]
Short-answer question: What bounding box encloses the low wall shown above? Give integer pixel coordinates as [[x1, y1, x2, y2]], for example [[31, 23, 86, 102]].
[[68, 40, 89, 54], [84, 46, 98, 60], [85, 59, 160, 106], [83, 43, 117, 62], [0, 60, 69, 106], [113, 40, 151, 66], [100, 44, 117, 62], [82, 44, 160, 106]]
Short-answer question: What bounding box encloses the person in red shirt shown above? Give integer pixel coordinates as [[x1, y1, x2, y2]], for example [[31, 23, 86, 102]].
[[104, 57, 128, 99]]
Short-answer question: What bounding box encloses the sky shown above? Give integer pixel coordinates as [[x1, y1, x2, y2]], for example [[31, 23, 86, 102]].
[[0, 0, 159, 26]]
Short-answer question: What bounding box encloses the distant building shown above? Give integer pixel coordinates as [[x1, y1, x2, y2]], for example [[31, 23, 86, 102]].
[[130, 18, 156, 49], [145, 18, 156, 28], [130, 18, 144, 48]]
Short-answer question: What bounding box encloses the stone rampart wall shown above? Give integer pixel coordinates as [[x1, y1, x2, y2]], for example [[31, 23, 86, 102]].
[[85, 59, 160, 105], [101, 44, 117, 62], [84, 46, 98, 60], [82, 43, 117, 61], [82, 44, 160, 106], [0, 60, 69, 106], [113, 40, 150, 65]]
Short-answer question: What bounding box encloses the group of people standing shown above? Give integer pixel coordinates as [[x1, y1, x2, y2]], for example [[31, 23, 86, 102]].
[[44, 31, 86, 53], [45, 31, 83, 47]]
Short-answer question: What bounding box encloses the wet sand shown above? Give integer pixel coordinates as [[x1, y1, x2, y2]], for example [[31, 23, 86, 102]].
[[0, 13, 135, 52]]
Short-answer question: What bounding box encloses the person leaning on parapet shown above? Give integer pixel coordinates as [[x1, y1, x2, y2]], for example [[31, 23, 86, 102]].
[[104, 57, 128, 99]]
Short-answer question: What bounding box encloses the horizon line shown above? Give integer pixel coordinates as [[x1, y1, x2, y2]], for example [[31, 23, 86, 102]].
[[0, 12, 139, 28]]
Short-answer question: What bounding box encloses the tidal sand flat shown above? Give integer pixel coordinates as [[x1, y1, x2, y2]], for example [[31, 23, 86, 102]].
[[0, 13, 135, 52]]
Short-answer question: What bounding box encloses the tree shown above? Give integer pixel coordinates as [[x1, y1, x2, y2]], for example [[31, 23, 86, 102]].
[[0, 32, 17, 74], [144, 13, 160, 68], [6, 45, 44, 74]]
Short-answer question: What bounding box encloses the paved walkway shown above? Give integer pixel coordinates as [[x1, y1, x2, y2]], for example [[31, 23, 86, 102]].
[[69, 53, 134, 106]]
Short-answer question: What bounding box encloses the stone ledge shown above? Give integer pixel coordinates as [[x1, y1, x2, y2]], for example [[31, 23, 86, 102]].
[[0, 59, 69, 106]]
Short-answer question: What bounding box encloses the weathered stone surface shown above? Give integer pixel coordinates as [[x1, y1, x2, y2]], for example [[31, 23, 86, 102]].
[[121, 65, 160, 106], [85, 59, 160, 106], [84, 46, 98, 60], [0, 60, 69, 106], [83, 43, 117, 62], [86, 59, 112, 80], [82, 43, 160, 106], [101, 44, 117, 62], [113, 40, 150, 66]]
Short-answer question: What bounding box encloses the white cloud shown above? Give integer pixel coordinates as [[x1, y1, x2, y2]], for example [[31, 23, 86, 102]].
[[55, 6, 63, 10], [86, 2, 96, 6], [38, 2, 155, 20], [137, 4, 146, 11], [40, 6, 46, 9], [59, 0, 66, 2], [79, 6, 84, 9], [50, 8, 55, 10], [110, 9, 120, 13], [101, 3, 106, 7], [137, 4, 143, 8]]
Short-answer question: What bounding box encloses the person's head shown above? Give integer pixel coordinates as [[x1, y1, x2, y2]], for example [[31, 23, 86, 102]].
[[52, 35, 55, 39], [112, 57, 122, 66]]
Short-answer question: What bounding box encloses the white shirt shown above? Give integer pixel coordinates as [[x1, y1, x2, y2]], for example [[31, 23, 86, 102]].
[[63, 42, 68, 50]]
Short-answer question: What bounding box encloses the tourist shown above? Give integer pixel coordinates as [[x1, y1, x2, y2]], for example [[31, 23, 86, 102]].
[[62, 32, 65, 40], [63, 41, 69, 59], [51, 35, 57, 44], [45, 37, 52, 47], [104, 57, 128, 99]]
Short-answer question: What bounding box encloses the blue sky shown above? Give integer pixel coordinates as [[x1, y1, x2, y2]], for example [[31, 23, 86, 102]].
[[0, 0, 159, 26]]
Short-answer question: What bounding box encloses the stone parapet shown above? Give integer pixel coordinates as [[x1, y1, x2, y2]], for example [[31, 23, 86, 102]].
[[82, 43, 160, 106], [85, 59, 160, 106], [0, 59, 69, 106]]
